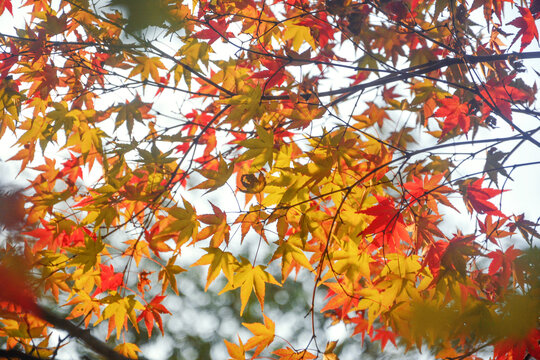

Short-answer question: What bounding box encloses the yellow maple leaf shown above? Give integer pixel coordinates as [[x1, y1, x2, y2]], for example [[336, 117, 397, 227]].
[[283, 21, 316, 51], [243, 314, 275, 358], [129, 56, 166, 83], [323, 341, 340, 360], [191, 247, 239, 290], [219, 257, 281, 315], [270, 235, 314, 281], [238, 125, 274, 169], [192, 155, 234, 193], [197, 202, 230, 247]]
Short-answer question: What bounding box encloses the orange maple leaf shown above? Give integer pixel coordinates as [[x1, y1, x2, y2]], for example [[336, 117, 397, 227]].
[[243, 314, 275, 358], [434, 95, 471, 136], [272, 347, 317, 360]]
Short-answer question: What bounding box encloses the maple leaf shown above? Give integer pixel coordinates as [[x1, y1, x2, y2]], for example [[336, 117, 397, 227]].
[[162, 198, 199, 246], [434, 95, 471, 137], [93, 264, 124, 296], [272, 347, 317, 360], [238, 125, 275, 169], [323, 341, 339, 360], [460, 176, 507, 218], [0, 0, 12, 15], [59, 153, 83, 184], [191, 247, 238, 290], [225, 336, 246, 360], [403, 173, 455, 214], [114, 343, 141, 359], [439, 233, 478, 279], [371, 328, 397, 351], [271, 235, 314, 280], [219, 257, 281, 315], [321, 282, 359, 319], [197, 202, 230, 247], [192, 156, 234, 193], [283, 20, 316, 51], [478, 215, 513, 244], [493, 326, 540, 360], [508, 7, 539, 51], [243, 314, 275, 358], [477, 75, 533, 121], [423, 239, 450, 279], [96, 294, 144, 340], [508, 214, 540, 242], [483, 147, 511, 186], [0, 42, 18, 78], [129, 56, 166, 83], [411, 212, 445, 250], [194, 19, 234, 45], [486, 246, 521, 288], [250, 58, 289, 89], [4, 0, 540, 358], [352, 102, 390, 128], [359, 195, 410, 252], [331, 240, 371, 282], [123, 239, 151, 267], [297, 12, 335, 48], [137, 295, 171, 338], [158, 256, 186, 295]]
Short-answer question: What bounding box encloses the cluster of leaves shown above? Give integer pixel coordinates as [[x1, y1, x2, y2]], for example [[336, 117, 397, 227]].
[[0, 0, 540, 359]]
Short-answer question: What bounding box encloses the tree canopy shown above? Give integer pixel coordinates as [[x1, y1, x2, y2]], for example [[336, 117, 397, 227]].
[[0, 0, 539, 359]]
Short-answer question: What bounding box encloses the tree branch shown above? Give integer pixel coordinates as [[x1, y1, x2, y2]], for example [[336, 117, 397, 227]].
[[37, 306, 133, 360], [0, 349, 47, 360], [260, 51, 540, 102]]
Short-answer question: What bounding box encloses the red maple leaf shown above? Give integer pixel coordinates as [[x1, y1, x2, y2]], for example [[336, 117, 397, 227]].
[[137, 295, 171, 337], [93, 264, 124, 296], [403, 173, 455, 214], [493, 328, 540, 360], [0, 0, 12, 16], [486, 246, 521, 288], [423, 239, 449, 278], [250, 58, 288, 89], [59, 153, 83, 184], [297, 12, 335, 48], [0, 42, 18, 78], [371, 328, 397, 351], [434, 95, 471, 136], [194, 19, 234, 45], [359, 195, 410, 252], [478, 75, 533, 121], [508, 6, 539, 52], [461, 177, 506, 217], [174, 142, 190, 154]]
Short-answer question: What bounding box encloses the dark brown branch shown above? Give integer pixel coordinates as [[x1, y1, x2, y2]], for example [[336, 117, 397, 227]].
[[260, 51, 540, 102], [0, 349, 47, 360], [37, 306, 133, 360]]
